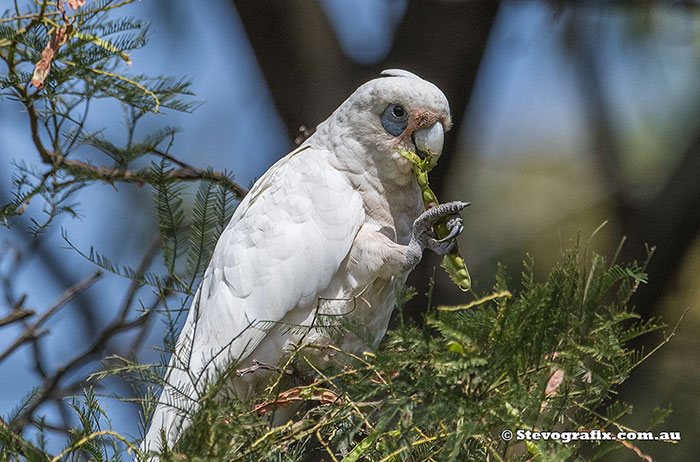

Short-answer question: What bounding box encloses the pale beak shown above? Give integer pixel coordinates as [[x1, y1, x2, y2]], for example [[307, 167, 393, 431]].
[[412, 122, 444, 168]]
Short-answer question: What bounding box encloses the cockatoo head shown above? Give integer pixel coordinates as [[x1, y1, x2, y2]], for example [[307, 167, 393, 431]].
[[315, 69, 451, 185]]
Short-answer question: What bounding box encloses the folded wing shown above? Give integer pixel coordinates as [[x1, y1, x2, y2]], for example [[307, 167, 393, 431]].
[[143, 146, 364, 450]]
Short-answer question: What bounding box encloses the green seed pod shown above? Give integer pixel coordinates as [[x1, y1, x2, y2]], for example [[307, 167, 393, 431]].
[[399, 150, 472, 292]]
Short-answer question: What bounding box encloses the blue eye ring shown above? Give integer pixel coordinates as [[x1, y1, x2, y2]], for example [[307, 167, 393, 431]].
[[382, 103, 409, 136]]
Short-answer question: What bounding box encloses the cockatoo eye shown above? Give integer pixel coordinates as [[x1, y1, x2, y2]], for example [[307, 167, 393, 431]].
[[381, 103, 409, 136]]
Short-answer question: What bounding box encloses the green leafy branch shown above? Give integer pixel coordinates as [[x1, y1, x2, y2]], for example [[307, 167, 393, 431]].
[[0, 0, 247, 233]]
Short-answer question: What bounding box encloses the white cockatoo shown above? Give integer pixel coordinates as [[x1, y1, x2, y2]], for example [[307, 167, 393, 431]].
[[142, 69, 468, 452]]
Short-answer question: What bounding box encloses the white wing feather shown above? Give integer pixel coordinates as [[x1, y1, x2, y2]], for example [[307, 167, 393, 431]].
[[144, 146, 365, 449]]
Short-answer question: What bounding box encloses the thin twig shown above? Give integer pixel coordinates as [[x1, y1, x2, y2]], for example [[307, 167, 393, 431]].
[[12, 312, 151, 430], [0, 271, 102, 364], [61, 158, 248, 199], [154, 149, 249, 198], [37, 270, 103, 327], [118, 239, 160, 321], [236, 359, 292, 377], [0, 308, 34, 328]]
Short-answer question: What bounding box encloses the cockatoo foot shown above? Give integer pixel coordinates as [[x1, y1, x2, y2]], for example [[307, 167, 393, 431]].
[[405, 201, 470, 267]]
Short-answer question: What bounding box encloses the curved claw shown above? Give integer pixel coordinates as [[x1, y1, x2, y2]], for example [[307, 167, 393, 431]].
[[436, 217, 464, 243], [414, 201, 471, 231]]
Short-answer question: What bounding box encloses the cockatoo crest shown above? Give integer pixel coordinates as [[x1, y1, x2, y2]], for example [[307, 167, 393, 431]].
[[380, 68, 421, 79]]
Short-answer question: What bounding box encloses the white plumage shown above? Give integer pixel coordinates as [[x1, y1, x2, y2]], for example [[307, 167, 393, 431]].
[[143, 70, 464, 452]]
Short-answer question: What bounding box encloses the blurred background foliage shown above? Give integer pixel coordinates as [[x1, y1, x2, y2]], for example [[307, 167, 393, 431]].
[[1, 0, 699, 460]]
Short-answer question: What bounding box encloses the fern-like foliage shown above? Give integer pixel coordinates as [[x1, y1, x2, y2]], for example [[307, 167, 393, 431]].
[[4, 242, 666, 462], [101, 243, 668, 462]]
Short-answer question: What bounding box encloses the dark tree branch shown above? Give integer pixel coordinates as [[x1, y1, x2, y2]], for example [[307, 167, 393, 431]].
[[566, 13, 631, 214], [233, 0, 369, 140], [567, 11, 700, 317], [626, 131, 700, 316]]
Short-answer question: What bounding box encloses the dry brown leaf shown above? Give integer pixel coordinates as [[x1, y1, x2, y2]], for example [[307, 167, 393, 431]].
[[253, 387, 341, 415], [540, 368, 565, 412], [31, 25, 72, 89], [67, 0, 86, 9], [545, 369, 564, 396]]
